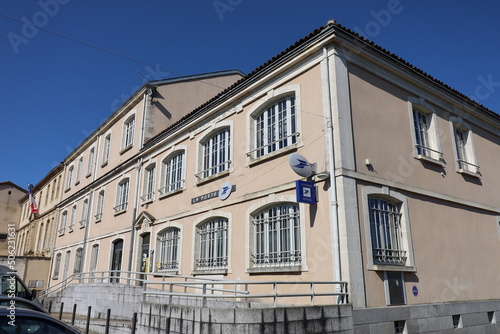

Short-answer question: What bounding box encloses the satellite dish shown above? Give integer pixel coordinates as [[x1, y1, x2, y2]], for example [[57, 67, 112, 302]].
[[289, 153, 315, 178]]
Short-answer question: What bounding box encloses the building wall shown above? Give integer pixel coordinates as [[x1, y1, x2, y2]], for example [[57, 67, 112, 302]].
[[0, 182, 26, 256]]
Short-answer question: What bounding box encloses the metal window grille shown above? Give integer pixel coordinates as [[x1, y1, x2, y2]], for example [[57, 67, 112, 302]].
[[158, 228, 180, 270], [196, 218, 228, 269], [160, 152, 185, 194], [252, 204, 301, 267], [200, 129, 230, 179], [368, 198, 407, 265], [255, 96, 297, 158]]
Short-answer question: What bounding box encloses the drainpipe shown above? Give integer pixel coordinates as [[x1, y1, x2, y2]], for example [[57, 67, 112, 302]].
[[321, 46, 342, 285], [127, 158, 143, 273]]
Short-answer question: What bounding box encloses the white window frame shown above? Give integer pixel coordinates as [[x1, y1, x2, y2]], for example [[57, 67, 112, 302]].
[[141, 163, 156, 203], [80, 199, 89, 228], [408, 97, 443, 165], [449, 116, 480, 177], [59, 211, 68, 235], [195, 124, 232, 182], [53, 253, 62, 279], [101, 133, 111, 167], [251, 203, 302, 270], [65, 165, 74, 191], [157, 227, 181, 272], [384, 271, 407, 306], [192, 213, 231, 274], [89, 244, 99, 273], [73, 247, 83, 274], [95, 190, 105, 222], [87, 147, 95, 177], [75, 156, 83, 185], [114, 178, 130, 214], [246, 85, 302, 163], [362, 186, 416, 272], [121, 114, 135, 152], [160, 151, 185, 196], [68, 205, 77, 232]]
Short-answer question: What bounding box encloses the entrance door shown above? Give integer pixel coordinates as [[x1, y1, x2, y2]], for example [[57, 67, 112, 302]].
[[110, 239, 123, 283], [139, 233, 150, 285]]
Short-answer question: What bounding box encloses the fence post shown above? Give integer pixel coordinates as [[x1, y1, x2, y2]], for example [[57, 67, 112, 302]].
[[71, 303, 77, 325], [85, 306, 91, 334], [165, 316, 171, 334], [131, 312, 137, 334], [104, 308, 111, 334], [202, 283, 207, 308], [48, 300, 52, 314], [58, 302, 64, 320]]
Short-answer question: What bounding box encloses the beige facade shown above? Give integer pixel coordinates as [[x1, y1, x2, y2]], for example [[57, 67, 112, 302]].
[[0, 182, 26, 256], [22, 22, 500, 310]]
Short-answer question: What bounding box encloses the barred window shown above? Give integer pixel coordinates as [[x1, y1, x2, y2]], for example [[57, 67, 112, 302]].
[[368, 197, 407, 265], [253, 96, 297, 158], [196, 218, 228, 269], [252, 203, 301, 267], [198, 129, 230, 180], [157, 228, 180, 271], [160, 152, 185, 195]]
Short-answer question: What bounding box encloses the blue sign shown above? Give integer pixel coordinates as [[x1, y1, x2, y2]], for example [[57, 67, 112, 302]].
[[295, 180, 316, 204], [412, 286, 418, 297]]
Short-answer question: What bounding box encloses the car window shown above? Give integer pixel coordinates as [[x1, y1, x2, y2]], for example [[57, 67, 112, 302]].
[[0, 277, 30, 299], [0, 316, 77, 334]]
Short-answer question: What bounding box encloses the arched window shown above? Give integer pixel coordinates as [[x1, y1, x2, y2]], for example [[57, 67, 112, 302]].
[[73, 248, 83, 274], [160, 151, 185, 195], [196, 218, 228, 270], [95, 190, 105, 222], [251, 203, 301, 267], [89, 244, 99, 272], [59, 211, 68, 235], [114, 178, 130, 213], [142, 163, 156, 202], [122, 115, 135, 150], [157, 228, 180, 271], [197, 128, 231, 180]]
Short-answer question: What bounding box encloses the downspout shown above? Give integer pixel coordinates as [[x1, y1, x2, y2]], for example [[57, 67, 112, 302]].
[[127, 158, 143, 272], [321, 46, 342, 285]]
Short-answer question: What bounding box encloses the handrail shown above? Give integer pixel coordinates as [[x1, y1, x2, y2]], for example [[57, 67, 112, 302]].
[[41, 270, 348, 307]]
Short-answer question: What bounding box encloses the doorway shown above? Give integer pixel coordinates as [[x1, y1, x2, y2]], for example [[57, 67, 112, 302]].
[[110, 239, 123, 283]]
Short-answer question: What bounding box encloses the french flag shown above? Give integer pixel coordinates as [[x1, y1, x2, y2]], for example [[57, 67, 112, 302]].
[[28, 184, 39, 214]]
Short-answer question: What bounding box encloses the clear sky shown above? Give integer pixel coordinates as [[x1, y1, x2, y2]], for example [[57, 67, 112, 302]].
[[1, 1, 499, 189]]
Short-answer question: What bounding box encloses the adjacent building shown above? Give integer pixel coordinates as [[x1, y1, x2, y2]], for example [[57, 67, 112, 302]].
[[19, 20, 500, 324]]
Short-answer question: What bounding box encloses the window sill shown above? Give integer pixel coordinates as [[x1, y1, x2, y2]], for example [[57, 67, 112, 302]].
[[75, 181, 80, 186], [415, 154, 445, 167], [140, 198, 154, 206], [191, 268, 228, 275], [64, 187, 71, 193], [101, 161, 108, 168], [155, 269, 179, 275], [247, 143, 299, 167], [119, 144, 133, 155], [247, 265, 304, 274], [195, 170, 230, 186], [457, 168, 481, 179], [368, 264, 416, 273], [114, 209, 127, 216], [85, 173, 92, 179], [158, 188, 183, 200]]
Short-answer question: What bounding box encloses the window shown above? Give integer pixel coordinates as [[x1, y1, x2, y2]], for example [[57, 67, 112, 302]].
[[197, 128, 231, 180], [451, 119, 479, 175], [363, 187, 415, 271], [102, 134, 111, 166], [408, 99, 442, 163], [43, 220, 51, 250], [95, 190, 105, 222], [253, 96, 297, 158], [63, 250, 71, 280], [68, 205, 77, 232], [122, 115, 135, 151], [73, 248, 83, 274], [368, 197, 406, 265], [80, 199, 89, 228], [114, 178, 129, 213], [196, 218, 228, 270], [160, 152, 185, 195], [251, 203, 301, 268], [141, 163, 156, 202], [157, 228, 180, 271], [75, 156, 83, 184], [53, 253, 62, 278], [90, 244, 99, 272], [87, 148, 95, 177], [65, 166, 73, 190], [59, 211, 67, 235], [36, 223, 44, 252]]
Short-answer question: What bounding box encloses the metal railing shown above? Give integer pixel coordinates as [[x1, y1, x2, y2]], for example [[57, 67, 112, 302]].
[[246, 132, 300, 159], [42, 270, 348, 307]]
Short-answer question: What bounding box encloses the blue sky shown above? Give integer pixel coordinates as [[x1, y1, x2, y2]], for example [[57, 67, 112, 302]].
[[1, 1, 499, 189]]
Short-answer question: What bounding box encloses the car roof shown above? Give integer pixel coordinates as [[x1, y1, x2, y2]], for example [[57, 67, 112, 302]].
[[0, 266, 16, 275], [0, 296, 47, 313], [0, 307, 81, 333]]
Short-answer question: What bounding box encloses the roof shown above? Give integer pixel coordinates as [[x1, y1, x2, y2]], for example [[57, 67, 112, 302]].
[[0, 181, 27, 193], [144, 20, 499, 149]]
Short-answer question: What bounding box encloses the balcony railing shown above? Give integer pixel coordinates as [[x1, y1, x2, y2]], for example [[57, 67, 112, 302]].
[[113, 202, 128, 213]]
